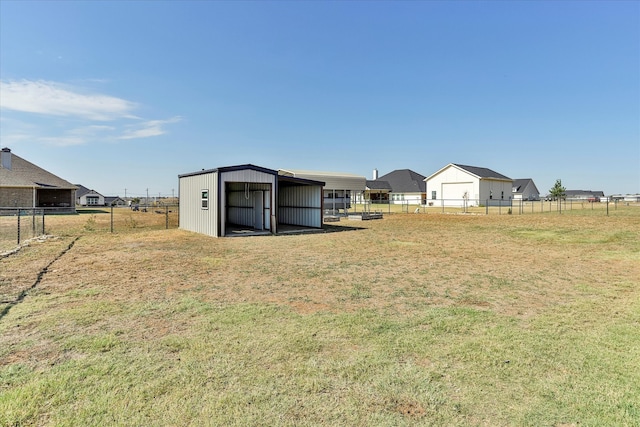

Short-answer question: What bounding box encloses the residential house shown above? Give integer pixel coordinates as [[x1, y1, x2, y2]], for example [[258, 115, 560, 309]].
[[0, 148, 76, 212], [512, 179, 540, 201], [105, 196, 127, 207], [425, 163, 513, 207], [76, 185, 105, 206], [367, 169, 427, 205]]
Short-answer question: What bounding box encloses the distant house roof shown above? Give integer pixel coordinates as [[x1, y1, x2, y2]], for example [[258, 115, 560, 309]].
[[75, 185, 104, 198], [453, 164, 512, 181], [105, 196, 125, 205], [0, 149, 76, 189], [374, 169, 426, 193], [565, 190, 605, 197], [512, 178, 539, 193], [425, 163, 512, 182], [366, 180, 392, 191]]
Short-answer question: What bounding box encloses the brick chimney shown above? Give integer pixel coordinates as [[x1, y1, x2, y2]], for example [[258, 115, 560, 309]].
[[1, 147, 11, 170]]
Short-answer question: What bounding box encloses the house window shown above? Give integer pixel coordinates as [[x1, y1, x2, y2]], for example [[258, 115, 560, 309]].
[[501, 191, 504, 199], [431, 191, 437, 200], [490, 191, 493, 200], [201, 190, 208, 209], [87, 196, 99, 206]]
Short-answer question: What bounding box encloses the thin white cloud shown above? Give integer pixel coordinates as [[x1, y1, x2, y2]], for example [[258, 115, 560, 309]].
[[0, 79, 137, 121], [39, 136, 87, 147], [118, 116, 182, 140]]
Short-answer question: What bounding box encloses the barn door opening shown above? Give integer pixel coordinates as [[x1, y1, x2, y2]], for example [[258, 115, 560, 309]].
[[253, 191, 264, 230], [264, 190, 271, 231]]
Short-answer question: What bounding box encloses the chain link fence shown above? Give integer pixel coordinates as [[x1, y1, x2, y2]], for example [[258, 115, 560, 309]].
[[351, 198, 635, 216], [0, 208, 46, 253], [1, 205, 179, 254]]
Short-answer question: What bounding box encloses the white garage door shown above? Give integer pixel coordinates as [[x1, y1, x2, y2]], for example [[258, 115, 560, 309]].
[[442, 182, 474, 206]]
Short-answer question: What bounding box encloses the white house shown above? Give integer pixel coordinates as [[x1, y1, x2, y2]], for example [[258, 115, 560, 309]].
[[424, 163, 513, 207], [512, 179, 540, 201], [76, 185, 105, 206]]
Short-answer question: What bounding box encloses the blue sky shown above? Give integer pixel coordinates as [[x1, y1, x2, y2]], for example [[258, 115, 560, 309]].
[[1, 0, 638, 197]]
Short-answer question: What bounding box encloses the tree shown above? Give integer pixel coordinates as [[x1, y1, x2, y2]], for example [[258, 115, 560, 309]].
[[549, 179, 566, 201]]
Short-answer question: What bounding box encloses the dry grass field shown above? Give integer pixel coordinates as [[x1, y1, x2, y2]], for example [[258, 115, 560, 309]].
[[1, 207, 639, 426]]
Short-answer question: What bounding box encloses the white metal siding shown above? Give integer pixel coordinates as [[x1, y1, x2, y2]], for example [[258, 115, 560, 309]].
[[278, 185, 322, 228], [179, 172, 218, 236]]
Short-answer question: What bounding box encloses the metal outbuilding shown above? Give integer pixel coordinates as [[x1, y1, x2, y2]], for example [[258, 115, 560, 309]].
[[278, 169, 366, 214], [179, 164, 325, 237]]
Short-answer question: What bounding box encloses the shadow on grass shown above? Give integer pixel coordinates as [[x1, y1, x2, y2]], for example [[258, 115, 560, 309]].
[[77, 209, 110, 214]]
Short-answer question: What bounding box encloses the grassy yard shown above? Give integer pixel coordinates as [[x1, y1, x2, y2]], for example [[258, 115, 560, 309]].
[[1, 208, 639, 426]]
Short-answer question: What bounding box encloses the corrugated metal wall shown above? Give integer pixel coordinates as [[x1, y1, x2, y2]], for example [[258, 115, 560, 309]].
[[278, 185, 322, 228], [179, 172, 218, 236], [226, 182, 272, 228], [220, 170, 276, 236]]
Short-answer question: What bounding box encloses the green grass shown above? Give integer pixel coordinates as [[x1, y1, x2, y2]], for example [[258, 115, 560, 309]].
[[3, 299, 638, 426], [1, 208, 639, 426]]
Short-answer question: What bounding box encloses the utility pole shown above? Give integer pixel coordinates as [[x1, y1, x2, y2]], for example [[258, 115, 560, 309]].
[[146, 188, 149, 211]]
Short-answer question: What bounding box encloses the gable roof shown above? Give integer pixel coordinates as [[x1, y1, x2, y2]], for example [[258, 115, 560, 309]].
[[0, 149, 76, 189], [512, 178, 539, 194], [453, 164, 512, 180], [76, 185, 104, 198], [179, 164, 325, 187], [375, 169, 426, 193], [105, 196, 125, 205], [425, 163, 512, 182]]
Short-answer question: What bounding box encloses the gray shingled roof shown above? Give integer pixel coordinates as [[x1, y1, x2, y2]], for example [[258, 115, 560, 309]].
[[366, 180, 392, 191], [75, 185, 103, 198], [453, 164, 512, 180], [375, 169, 426, 193], [0, 149, 76, 189], [512, 178, 532, 192]]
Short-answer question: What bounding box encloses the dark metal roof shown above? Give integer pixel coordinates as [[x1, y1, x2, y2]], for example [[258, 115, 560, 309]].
[[179, 164, 278, 178], [179, 164, 325, 187]]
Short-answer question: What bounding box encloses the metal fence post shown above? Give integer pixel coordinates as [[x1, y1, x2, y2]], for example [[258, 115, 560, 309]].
[[111, 205, 114, 233], [165, 205, 169, 229], [17, 210, 21, 245], [42, 209, 46, 235]]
